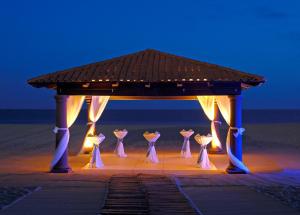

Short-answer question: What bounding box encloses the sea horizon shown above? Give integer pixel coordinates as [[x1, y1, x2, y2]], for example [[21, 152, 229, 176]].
[[1, 109, 300, 124]]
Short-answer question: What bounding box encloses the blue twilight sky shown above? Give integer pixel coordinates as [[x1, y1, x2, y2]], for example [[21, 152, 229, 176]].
[[0, 0, 299, 110]]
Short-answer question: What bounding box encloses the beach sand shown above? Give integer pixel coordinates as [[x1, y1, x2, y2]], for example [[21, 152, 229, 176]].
[[0, 123, 300, 214]]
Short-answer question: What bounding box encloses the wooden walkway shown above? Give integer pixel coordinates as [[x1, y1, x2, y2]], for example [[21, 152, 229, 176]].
[[100, 174, 199, 215], [100, 175, 148, 215]]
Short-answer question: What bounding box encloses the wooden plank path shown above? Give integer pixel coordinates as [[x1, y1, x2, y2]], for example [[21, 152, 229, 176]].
[[100, 175, 148, 215], [100, 174, 199, 215], [140, 174, 199, 215]]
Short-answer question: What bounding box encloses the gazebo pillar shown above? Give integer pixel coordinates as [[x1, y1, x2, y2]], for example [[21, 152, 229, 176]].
[[209, 100, 222, 153], [82, 96, 94, 154], [226, 95, 246, 174], [51, 95, 71, 173]]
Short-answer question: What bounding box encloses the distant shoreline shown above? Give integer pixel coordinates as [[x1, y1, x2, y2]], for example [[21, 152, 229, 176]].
[[1, 109, 300, 124]]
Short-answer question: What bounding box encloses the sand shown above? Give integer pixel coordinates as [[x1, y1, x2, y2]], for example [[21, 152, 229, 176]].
[[0, 123, 300, 214]]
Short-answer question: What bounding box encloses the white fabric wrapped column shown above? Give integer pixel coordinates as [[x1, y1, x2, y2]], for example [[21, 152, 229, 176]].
[[216, 95, 249, 173], [197, 96, 222, 152], [81, 96, 110, 153], [180, 129, 194, 158], [84, 133, 105, 169], [114, 129, 128, 158], [51, 95, 85, 173], [143, 131, 160, 163], [194, 134, 216, 170]]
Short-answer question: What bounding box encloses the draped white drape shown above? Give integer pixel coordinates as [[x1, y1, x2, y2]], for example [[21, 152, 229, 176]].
[[197, 96, 222, 150], [215, 96, 230, 125], [89, 96, 110, 122], [81, 96, 110, 152], [215, 96, 249, 173], [51, 96, 85, 169]]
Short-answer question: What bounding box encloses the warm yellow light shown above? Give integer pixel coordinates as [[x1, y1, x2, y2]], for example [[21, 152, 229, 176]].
[[83, 138, 93, 149]]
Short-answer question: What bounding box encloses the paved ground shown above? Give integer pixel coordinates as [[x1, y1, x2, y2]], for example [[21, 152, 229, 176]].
[[0, 173, 108, 215], [1, 169, 300, 214], [177, 172, 300, 215], [0, 123, 300, 214]]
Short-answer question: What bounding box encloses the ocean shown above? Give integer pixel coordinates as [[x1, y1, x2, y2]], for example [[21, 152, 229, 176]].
[[0, 109, 299, 124]]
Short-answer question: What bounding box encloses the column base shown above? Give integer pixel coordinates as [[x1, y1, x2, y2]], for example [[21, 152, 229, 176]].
[[50, 167, 72, 173], [226, 165, 247, 174]]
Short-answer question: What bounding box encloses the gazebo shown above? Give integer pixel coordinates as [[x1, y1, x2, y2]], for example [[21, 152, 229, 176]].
[[28, 49, 265, 174]]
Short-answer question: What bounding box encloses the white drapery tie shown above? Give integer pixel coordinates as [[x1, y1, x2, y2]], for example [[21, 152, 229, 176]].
[[51, 127, 70, 169], [86, 122, 96, 137], [213, 120, 222, 125], [53, 126, 68, 133], [231, 127, 245, 138], [225, 127, 249, 173]]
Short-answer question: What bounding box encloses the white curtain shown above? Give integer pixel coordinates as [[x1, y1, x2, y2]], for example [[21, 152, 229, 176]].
[[51, 96, 85, 169], [215, 96, 249, 173], [215, 96, 230, 125], [89, 96, 110, 121], [197, 96, 222, 149], [81, 96, 110, 152]]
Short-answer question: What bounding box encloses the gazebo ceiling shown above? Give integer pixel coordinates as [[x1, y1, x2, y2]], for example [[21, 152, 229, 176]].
[[28, 49, 265, 97]]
